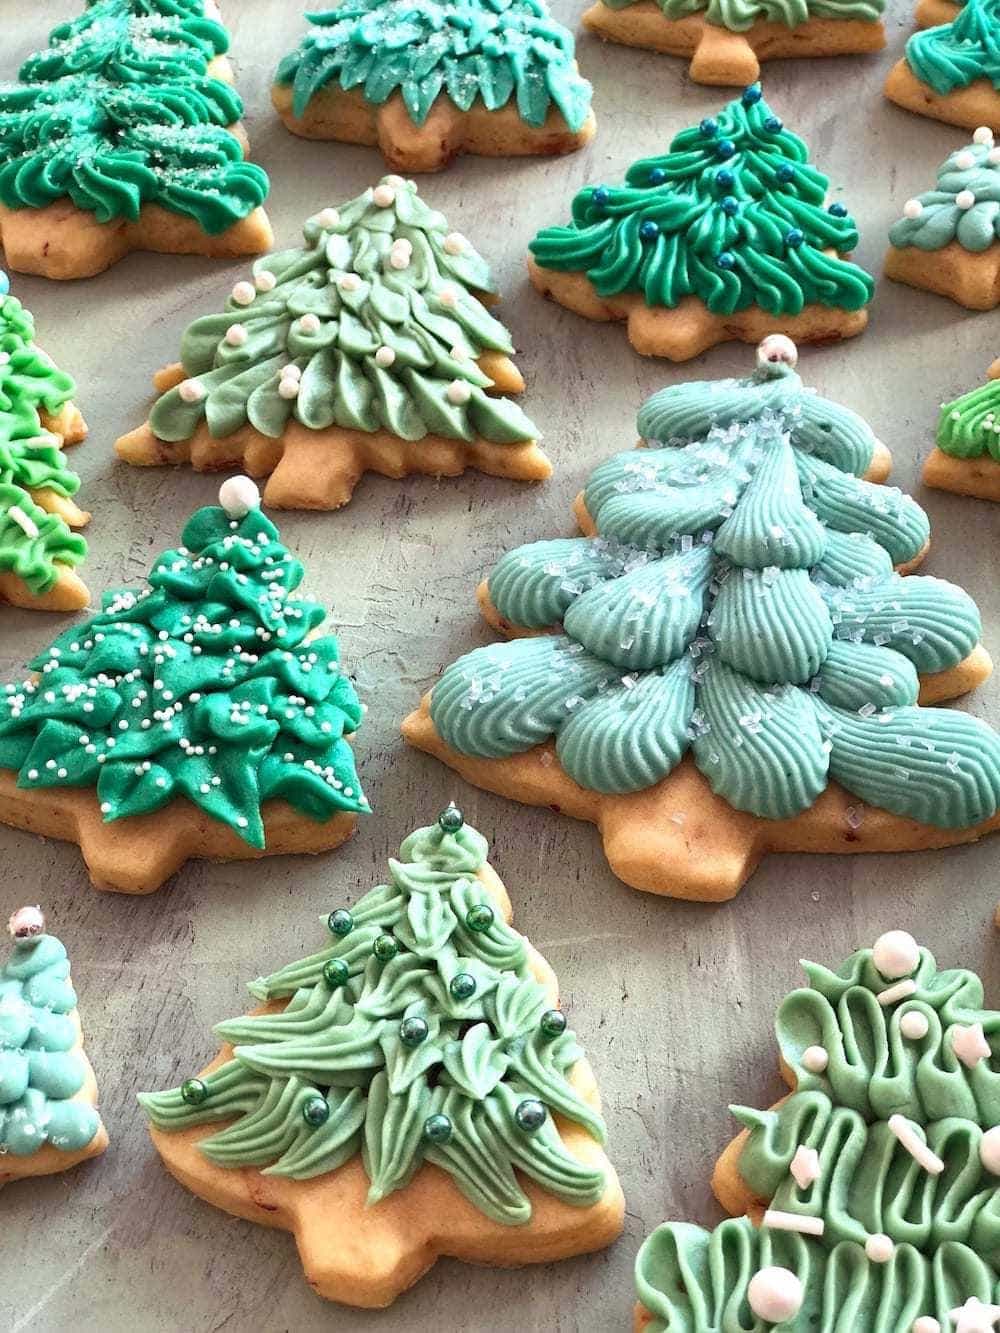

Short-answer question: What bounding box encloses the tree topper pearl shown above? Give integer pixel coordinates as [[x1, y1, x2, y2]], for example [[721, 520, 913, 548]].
[[224, 323, 248, 347], [756, 334, 798, 370], [747, 1267, 804, 1323], [375, 346, 396, 368], [384, 174, 406, 188], [903, 199, 923, 220], [872, 930, 920, 979], [956, 189, 976, 210], [178, 378, 205, 404], [317, 208, 339, 228], [218, 475, 260, 517], [231, 281, 256, 307], [254, 270, 277, 292], [8, 905, 45, 939], [372, 184, 396, 207], [974, 126, 995, 146]]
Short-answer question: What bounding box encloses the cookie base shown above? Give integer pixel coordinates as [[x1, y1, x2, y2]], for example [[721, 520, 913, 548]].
[[0, 400, 91, 612], [914, 0, 960, 23], [885, 60, 1000, 131], [885, 239, 1000, 311], [526, 256, 869, 361], [924, 446, 1000, 501], [272, 82, 596, 174], [0, 199, 274, 281], [0, 1010, 108, 1186], [115, 357, 552, 509], [582, 2, 884, 85], [0, 769, 357, 893], [146, 867, 624, 1308]]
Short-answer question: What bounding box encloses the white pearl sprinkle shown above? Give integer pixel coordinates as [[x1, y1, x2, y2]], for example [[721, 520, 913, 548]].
[[224, 323, 248, 347], [446, 379, 472, 405], [281, 364, 302, 381], [218, 476, 260, 517], [954, 150, 976, 170], [375, 346, 396, 368], [178, 378, 206, 404], [231, 281, 256, 306], [956, 189, 977, 210], [989, 147, 1000, 165], [974, 126, 995, 146], [339, 273, 362, 292], [802, 1045, 828, 1073], [903, 198, 923, 220], [865, 1234, 895, 1263], [389, 250, 411, 270], [747, 1268, 804, 1323], [900, 1010, 929, 1040], [450, 344, 468, 361], [443, 231, 468, 255], [299, 313, 321, 334], [317, 208, 339, 228], [372, 184, 396, 207], [254, 270, 277, 292], [384, 174, 406, 188], [872, 930, 920, 979], [278, 378, 300, 399], [438, 286, 458, 307], [912, 1318, 941, 1333]]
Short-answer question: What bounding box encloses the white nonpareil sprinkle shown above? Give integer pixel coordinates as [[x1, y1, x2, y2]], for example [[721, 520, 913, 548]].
[[317, 207, 339, 228], [278, 378, 300, 400], [443, 231, 468, 254], [375, 346, 396, 368], [339, 273, 362, 292], [956, 189, 976, 210], [438, 286, 458, 307], [231, 281, 256, 306], [372, 183, 396, 207], [254, 270, 277, 292], [225, 323, 248, 347], [446, 379, 472, 405], [299, 313, 321, 335], [8, 506, 39, 539]]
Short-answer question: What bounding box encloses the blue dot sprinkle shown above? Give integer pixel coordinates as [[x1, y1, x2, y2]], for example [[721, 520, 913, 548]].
[[776, 164, 795, 183], [785, 228, 804, 248], [721, 195, 739, 216], [716, 139, 736, 161], [649, 168, 666, 185], [716, 252, 736, 270], [742, 84, 763, 106], [699, 118, 718, 137], [639, 220, 660, 240], [716, 169, 735, 189], [763, 116, 783, 133], [592, 187, 610, 207], [828, 202, 848, 218]]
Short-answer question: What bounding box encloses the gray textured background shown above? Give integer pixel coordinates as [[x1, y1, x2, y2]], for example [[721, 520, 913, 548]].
[[1, 2, 999, 1329]]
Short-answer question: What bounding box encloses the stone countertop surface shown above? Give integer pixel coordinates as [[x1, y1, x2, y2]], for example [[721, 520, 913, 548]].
[[0, 1, 998, 1329]]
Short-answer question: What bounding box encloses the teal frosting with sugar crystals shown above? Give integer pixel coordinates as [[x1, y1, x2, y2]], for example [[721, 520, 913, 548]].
[[274, 0, 593, 131], [430, 344, 1000, 830], [0, 931, 100, 1157]]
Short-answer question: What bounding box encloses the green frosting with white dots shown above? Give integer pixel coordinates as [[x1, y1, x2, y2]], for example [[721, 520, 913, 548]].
[[0, 931, 100, 1157], [140, 814, 611, 1226], [148, 177, 537, 450], [0, 497, 367, 843]]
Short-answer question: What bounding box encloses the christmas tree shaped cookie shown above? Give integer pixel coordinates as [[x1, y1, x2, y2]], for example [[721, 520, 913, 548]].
[[115, 178, 549, 510], [140, 808, 624, 1308], [583, 0, 886, 88], [1, 906, 107, 1187], [0, 478, 368, 893], [636, 931, 1000, 1333], [403, 338, 1000, 902], [886, 128, 1000, 310], [924, 357, 1000, 501], [0, 0, 272, 279], [528, 85, 874, 362], [885, 0, 1000, 130], [272, 0, 596, 174], [0, 272, 90, 611]]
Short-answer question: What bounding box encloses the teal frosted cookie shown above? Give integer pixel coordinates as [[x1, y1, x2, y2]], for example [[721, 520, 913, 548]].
[[886, 0, 1000, 132], [527, 85, 874, 361], [116, 177, 550, 509], [0, 478, 369, 893], [0, 906, 107, 1186], [404, 338, 1000, 901], [0, 0, 272, 278], [886, 127, 1000, 310], [140, 808, 624, 1307], [636, 930, 1000, 1333], [271, 0, 596, 173], [583, 0, 885, 88]]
